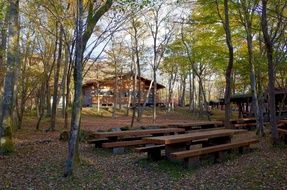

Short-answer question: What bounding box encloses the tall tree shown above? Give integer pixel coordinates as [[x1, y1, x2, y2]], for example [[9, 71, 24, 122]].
[[261, 0, 279, 143], [0, 0, 7, 88], [0, 0, 20, 154], [145, 1, 174, 123], [216, 0, 234, 127], [50, 26, 63, 131], [64, 0, 84, 177], [64, 0, 113, 177], [236, 0, 264, 136]]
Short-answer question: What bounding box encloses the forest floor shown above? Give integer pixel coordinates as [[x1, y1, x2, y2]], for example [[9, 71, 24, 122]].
[[1, 108, 287, 190]]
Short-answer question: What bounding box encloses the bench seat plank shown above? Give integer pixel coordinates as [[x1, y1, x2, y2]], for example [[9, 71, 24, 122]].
[[135, 145, 165, 153], [234, 123, 257, 128], [94, 128, 185, 138], [278, 128, 287, 134], [87, 138, 109, 144], [102, 140, 146, 148], [170, 139, 259, 160], [144, 129, 247, 145]]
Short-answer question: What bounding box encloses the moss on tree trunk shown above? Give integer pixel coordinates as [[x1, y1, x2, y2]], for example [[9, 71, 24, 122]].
[[0, 117, 14, 154]]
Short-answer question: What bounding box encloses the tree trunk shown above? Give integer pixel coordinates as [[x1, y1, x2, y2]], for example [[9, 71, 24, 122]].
[[221, 0, 234, 128], [168, 70, 177, 112], [36, 84, 45, 130], [0, 0, 20, 154], [50, 26, 63, 131], [180, 75, 186, 107], [0, 12, 8, 89], [64, 0, 112, 177], [130, 72, 137, 128], [61, 46, 69, 118], [153, 70, 157, 123], [261, 0, 279, 144], [64, 0, 83, 177], [64, 53, 73, 129], [112, 60, 118, 119], [140, 80, 154, 117], [188, 67, 193, 112], [246, 17, 263, 136], [198, 77, 211, 120], [132, 19, 142, 121]]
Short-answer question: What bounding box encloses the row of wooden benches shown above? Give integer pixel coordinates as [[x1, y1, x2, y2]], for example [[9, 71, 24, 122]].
[[88, 135, 259, 168], [135, 139, 258, 168], [88, 127, 186, 148]]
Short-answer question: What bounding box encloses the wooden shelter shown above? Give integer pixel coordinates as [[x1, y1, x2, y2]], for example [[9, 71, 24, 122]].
[[229, 88, 287, 119], [82, 74, 165, 108]]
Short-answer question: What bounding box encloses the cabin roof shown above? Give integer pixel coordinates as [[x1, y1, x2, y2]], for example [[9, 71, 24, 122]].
[[216, 88, 287, 104], [83, 73, 165, 89]]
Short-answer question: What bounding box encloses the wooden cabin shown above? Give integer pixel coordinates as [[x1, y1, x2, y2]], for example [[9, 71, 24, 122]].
[[82, 74, 165, 108]]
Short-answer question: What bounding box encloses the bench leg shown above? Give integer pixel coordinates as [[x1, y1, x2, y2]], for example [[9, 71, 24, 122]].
[[147, 149, 162, 161], [94, 142, 105, 148], [208, 136, 231, 146], [183, 157, 200, 168], [95, 143, 102, 148], [283, 135, 287, 144], [239, 146, 250, 154], [112, 147, 125, 154], [165, 143, 186, 160], [214, 151, 226, 163]]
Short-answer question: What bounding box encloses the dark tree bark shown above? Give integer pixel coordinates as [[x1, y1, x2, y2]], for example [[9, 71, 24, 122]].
[[0, 9, 8, 89], [222, 0, 234, 128], [50, 26, 63, 131], [61, 46, 69, 118], [261, 0, 279, 144], [0, 0, 20, 154], [64, 0, 84, 177]]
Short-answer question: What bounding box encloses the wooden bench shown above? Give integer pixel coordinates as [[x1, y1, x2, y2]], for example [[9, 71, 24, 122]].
[[170, 139, 259, 168], [234, 123, 257, 130], [91, 128, 185, 152], [135, 145, 165, 161]]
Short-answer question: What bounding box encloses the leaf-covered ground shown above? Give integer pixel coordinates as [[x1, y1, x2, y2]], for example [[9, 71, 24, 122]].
[[1, 110, 287, 190]]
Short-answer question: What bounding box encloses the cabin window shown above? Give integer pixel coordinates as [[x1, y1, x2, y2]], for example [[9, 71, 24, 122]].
[[98, 89, 113, 96]]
